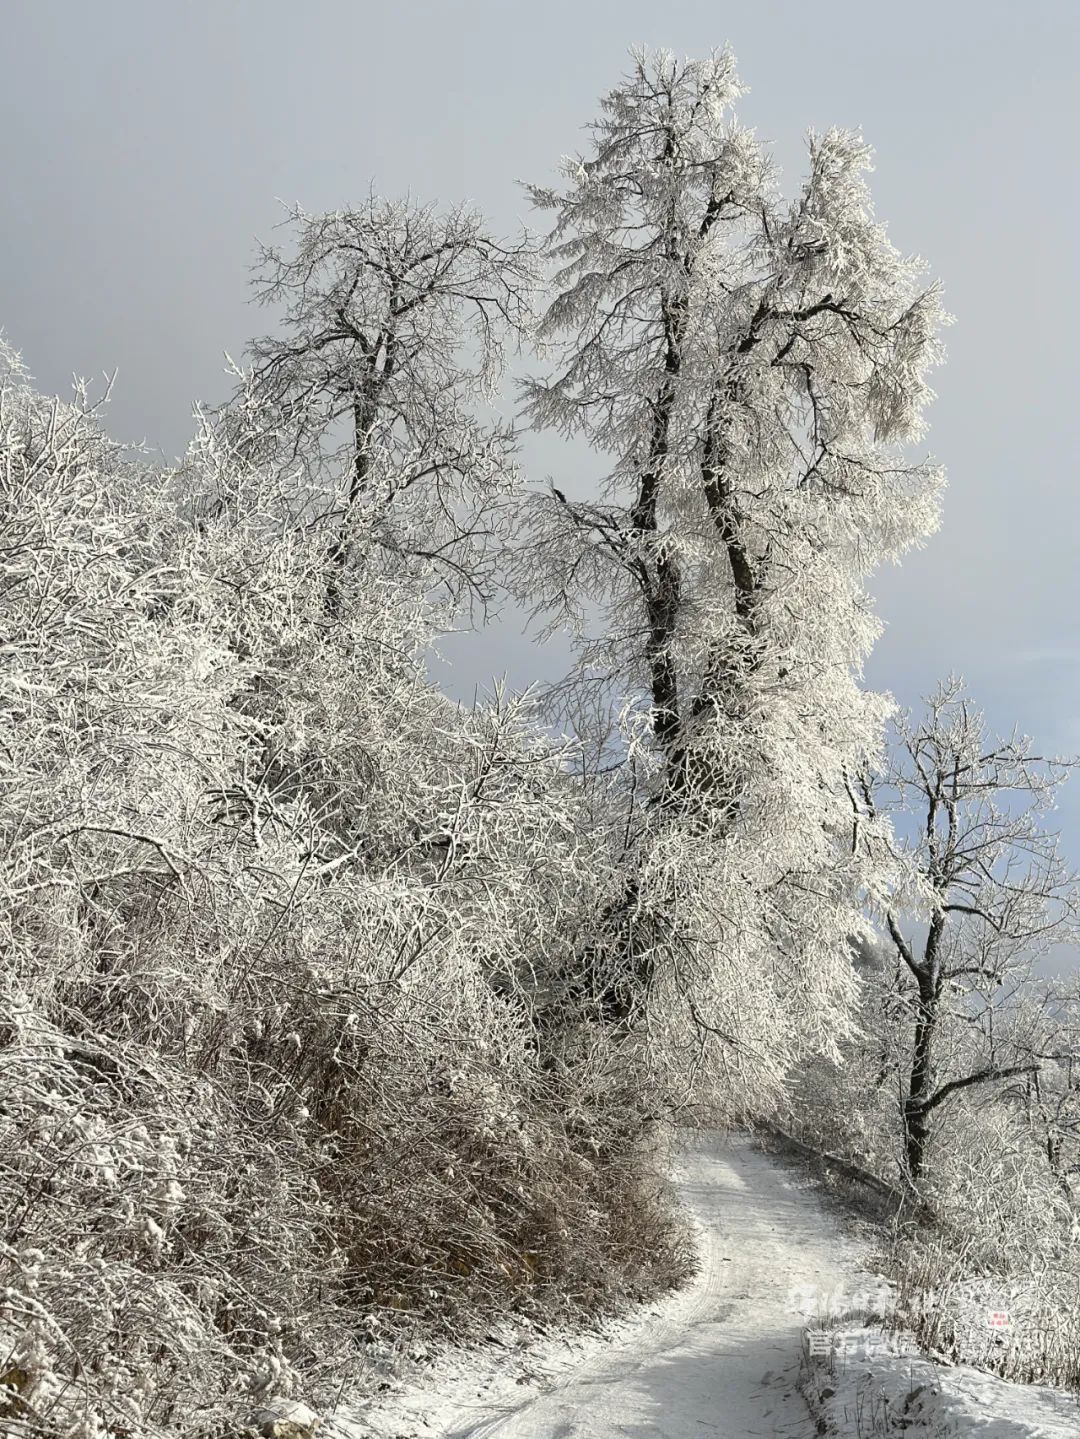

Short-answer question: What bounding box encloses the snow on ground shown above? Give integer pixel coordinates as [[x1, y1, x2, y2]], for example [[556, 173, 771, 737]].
[[803, 1321, 1080, 1438], [334, 1132, 872, 1438]]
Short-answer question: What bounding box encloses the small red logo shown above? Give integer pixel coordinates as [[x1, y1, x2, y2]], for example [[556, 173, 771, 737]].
[[988, 1311, 1010, 1329]]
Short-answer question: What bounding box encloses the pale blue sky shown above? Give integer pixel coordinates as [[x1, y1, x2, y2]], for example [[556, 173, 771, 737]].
[[3, 0, 1079, 846]]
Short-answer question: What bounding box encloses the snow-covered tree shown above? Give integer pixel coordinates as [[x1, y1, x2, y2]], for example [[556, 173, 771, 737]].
[[520, 48, 947, 1093], [234, 197, 537, 615], [868, 680, 1079, 1182]]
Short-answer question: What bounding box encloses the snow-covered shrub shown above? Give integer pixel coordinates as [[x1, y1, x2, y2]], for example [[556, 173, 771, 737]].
[[0, 347, 688, 1439], [885, 1099, 1080, 1389]]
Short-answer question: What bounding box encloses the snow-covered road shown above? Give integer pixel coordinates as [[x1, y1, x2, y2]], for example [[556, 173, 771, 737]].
[[349, 1132, 1080, 1439], [441, 1133, 867, 1439]]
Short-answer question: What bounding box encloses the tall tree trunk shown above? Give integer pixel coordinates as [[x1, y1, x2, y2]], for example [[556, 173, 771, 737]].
[[903, 971, 938, 1183], [566, 288, 688, 1024], [632, 302, 685, 752], [325, 390, 376, 618], [663, 383, 760, 817]]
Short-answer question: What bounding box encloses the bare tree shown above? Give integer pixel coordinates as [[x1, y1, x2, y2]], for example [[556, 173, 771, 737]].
[[235, 196, 537, 615], [869, 680, 1079, 1183]]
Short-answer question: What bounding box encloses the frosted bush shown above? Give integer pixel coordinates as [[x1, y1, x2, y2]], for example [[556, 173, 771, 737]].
[[0, 346, 687, 1438]]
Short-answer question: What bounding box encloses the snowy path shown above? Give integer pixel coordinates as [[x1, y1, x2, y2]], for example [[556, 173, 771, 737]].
[[438, 1133, 868, 1439], [348, 1132, 1080, 1439]]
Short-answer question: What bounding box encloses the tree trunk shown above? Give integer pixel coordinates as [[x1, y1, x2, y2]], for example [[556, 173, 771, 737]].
[[632, 301, 685, 752], [660, 384, 761, 820], [903, 977, 938, 1183], [325, 390, 377, 618]]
